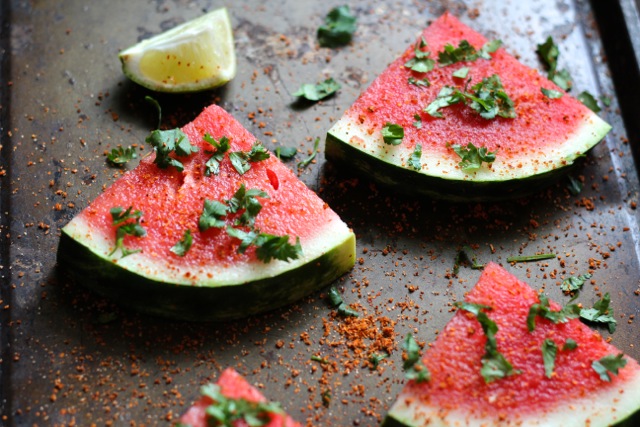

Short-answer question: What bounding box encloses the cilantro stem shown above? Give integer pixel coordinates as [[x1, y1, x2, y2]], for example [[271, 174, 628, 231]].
[[297, 137, 320, 169], [507, 253, 556, 263], [311, 355, 329, 364]]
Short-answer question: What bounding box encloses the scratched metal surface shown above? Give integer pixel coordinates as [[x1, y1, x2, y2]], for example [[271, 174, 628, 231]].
[[1, 0, 639, 425]]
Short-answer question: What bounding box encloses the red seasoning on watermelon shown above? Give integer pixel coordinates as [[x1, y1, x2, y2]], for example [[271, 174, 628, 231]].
[[175, 368, 301, 427], [57, 104, 355, 320], [326, 13, 611, 201], [382, 263, 640, 427]]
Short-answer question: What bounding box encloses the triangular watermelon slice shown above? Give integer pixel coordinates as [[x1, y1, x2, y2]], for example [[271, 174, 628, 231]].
[[176, 368, 301, 427], [326, 13, 611, 201], [383, 263, 640, 426], [58, 105, 355, 320]]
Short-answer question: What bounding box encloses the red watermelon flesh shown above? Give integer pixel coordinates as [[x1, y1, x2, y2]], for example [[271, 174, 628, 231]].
[[177, 368, 301, 427], [385, 262, 640, 426], [326, 13, 610, 188]]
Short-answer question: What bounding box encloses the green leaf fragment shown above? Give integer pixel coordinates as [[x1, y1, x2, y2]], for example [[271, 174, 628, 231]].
[[170, 229, 193, 257], [381, 123, 404, 146], [452, 67, 470, 79], [369, 352, 388, 368], [527, 293, 580, 332], [507, 253, 556, 263], [109, 206, 146, 258], [404, 37, 435, 73], [199, 199, 229, 231], [551, 69, 573, 91], [199, 383, 284, 426], [412, 113, 422, 129], [203, 134, 230, 176], [294, 78, 341, 101], [275, 146, 297, 160], [580, 292, 617, 333], [541, 87, 564, 99], [402, 333, 430, 383], [408, 144, 422, 170], [453, 245, 485, 274], [144, 95, 162, 129], [451, 142, 496, 171], [254, 234, 302, 263], [592, 353, 627, 382], [454, 301, 492, 316], [230, 141, 270, 175], [563, 338, 578, 351], [541, 339, 558, 378], [577, 91, 601, 113], [317, 5, 356, 48], [408, 77, 430, 88], [107, 146, 138, 166], [146, 128, 197, 172], [297, 137, 320, 169], [424, 86, 465, 118], [567, 175, 583, 195], [537, 36, 573, 91], [560, 273, 592, 293], [327, 286, 359, 317], [438, 39, 501, 66]]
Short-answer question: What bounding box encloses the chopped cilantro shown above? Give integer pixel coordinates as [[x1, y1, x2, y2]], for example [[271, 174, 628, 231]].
[[551, 68, 573, 91], [452, 66, 470, 79], [506, 253, 556, 263], [109, 206, 146, 258], [381, 123, 404, 146], [412, 113, 422, 129], [438, 39, 501, 66], [527, 293, 580, 332], [580, 292, 617, 333], [275, 146, 297, 161], [563, 338, 578, 351], [541, 339, 558, 378], [369, 352, 388, 368], [144, 95, 162, 129], [321, 390, 332, 407], [408, 77, 430, 87], [453, 301, 491, 316], [537, 36, 573, 91], [170, 229, 193, 257], [311, 355, 329, 364], [226, 227, 302, 263], [226, 184, 269, 227], [146, 128, 198, 172], [541, 87, 564, 99], [567, 175, 583, 195], [408, 144, 422, 170], [404, 37, 435, 73], [297, 137, 320, 169], [453, 245, 485, 274], [577, 91, 601, 113], [229, 141, 270, 175], [592, 353, 627, 382], [424, 86, 465, 118], [199, 383, 283, 426], [402, 333, 430, 383], [560, 273, 591, 293], [451, 142, 496, 171], [294, 77, 341, 101], [107, 146, 138, 166], [317, 5, 356, 48], [199, 199, 229, 231], [203, 134, 230, 176], [327, 286, 359, 317], [600, 94, 612, 107]]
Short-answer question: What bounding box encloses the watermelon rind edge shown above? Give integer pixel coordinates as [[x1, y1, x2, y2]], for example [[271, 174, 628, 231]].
[[57, 222, 356, 321], [325, 111, 611, 202]]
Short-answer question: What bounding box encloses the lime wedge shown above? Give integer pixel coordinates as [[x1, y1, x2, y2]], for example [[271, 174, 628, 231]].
[[119, 7, 236, 93]]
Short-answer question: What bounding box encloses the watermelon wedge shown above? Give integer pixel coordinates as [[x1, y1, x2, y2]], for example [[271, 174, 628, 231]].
[[326, 13, 611, 201], [383, 263, 640, 427], [176, 368, 301, 427], [57, 104, 355, 321]]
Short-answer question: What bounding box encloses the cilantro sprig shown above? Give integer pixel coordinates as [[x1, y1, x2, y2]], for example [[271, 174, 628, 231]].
[[404, 37, 435, 73], [381, 123, 404, 146], [109, 206, 146, 258], [455, 302, 520, 383], [450, 142, 496, 172], [198, 383, 284, 426], [541, 338, 558, 378], [536, 36, 573, 91], [580, 293, 617, 333], [170, 229, 193, 257], [560, 273, 591, 293], [317, 5, 356, 48], [227, 228, 302, 262], [229, 141, 270, 175], [146, 128, 198, 172], [402, 333, 430, 383], [407, 144, 422, 170], [527, 293, 580, 332], [297, 137, 320, 169], [592, 354, 627, 382], [327, 286, 359, 317], [294, 78, 341, 102], [203, 134, 230, 176], [438, 39, 502, 66], [107, 146, 138, 166]]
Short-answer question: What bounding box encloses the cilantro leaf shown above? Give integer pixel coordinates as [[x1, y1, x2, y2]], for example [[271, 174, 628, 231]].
[[200, 383, 283, 426], [577, 91, 601, 113], [275, 146, 297, 160], [402, 333, 430, 383], [327, 286, 359, 317], [254, 234, 302, 262], [541, 339, 558, 378], [412, 114, 422, 129], [580, 293, 617, 333], [226, 184, 269, 227], [451, 142, 496, 172], [404, 37, 435, 73], [203, 134, 230, 176], [408, 144, 422, 170], [381, 123, 404, 145], [438, 39, 501, 66], [369, 352, 388, 368], [527, 293, 580, 332], [199, 199, 229, 231], [107, 146, 138, 166], [146, 128, 197, 172], [408, 77, 430, 88], [560, 273, 591, 293], [468, 74, 516, 119], [170, 229, 193, 257], [294, 78, 341, 101], [424, 86, 465, 117], [226, 227, 259, 254], [454, 301, 492, 316], [453, 245, 485, 274], [541, 87, 564, 99], [592, 354, 627, 382], [297, 137, 320, 169], [537, 36, 573, 91], [109, 206, 146, 258], [551, 68, 572, 91], [563, 338, 578, 351], [567, 175, 583, 195], [452, 67, 470, 79], [317, 5, 356, 48], [229, 141, 270, 175]]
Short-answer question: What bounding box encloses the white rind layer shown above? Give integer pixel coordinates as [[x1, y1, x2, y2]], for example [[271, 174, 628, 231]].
[[328, 109, 611, 182], [387, 366, 640, 427], [62, 214, 354, 287]]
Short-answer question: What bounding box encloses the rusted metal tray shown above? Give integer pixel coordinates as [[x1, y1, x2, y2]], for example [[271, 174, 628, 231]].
[[1, 0, 639, 425]]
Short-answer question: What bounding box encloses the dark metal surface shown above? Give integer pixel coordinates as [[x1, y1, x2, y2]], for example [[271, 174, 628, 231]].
[[1, 0, 639, 425]]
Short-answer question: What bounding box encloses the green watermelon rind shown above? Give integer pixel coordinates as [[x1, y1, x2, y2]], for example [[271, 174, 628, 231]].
[[57, 220, 355, 321], [326, 113, 611, 202]]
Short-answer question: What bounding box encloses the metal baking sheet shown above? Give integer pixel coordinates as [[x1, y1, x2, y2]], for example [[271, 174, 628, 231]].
[[2, 0, 639, 425]]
